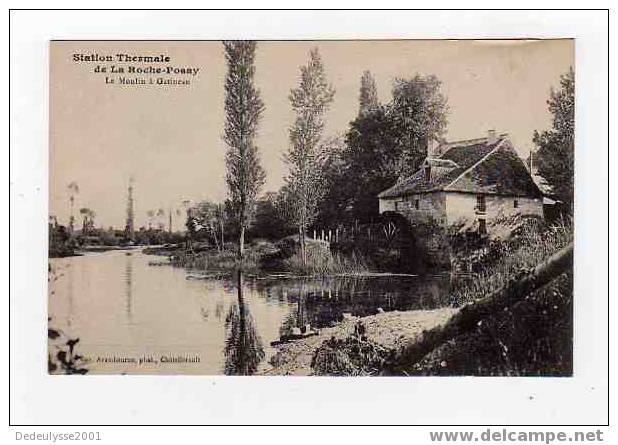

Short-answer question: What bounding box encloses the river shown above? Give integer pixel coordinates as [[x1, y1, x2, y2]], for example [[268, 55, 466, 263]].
[[48, 249, 451, 375]]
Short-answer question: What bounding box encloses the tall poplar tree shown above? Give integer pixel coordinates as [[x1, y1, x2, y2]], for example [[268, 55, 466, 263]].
[[222, 41, 266, 259], [67, 181, 79, 233], [283, 48, 335, 264], [358, 70, 379, 115]]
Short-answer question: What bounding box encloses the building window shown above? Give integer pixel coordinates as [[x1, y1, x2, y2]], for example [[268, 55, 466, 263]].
[[514, 199, 519, 208], [414, 199, 419, 210], [476, 194, 486, 213], [424, 166, 431, 182], [478, 218, 487, 235]]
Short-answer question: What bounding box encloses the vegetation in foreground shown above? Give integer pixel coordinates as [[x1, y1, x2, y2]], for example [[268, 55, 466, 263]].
[[450, 215, 572, 306], [307, 220, 573, 376], [406, 272, 572, 376], [311, 322, 389, 376], [48, 265, 89, 374]]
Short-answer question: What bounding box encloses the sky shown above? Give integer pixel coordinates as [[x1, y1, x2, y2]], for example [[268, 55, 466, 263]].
[[49, 39, 573, 229]]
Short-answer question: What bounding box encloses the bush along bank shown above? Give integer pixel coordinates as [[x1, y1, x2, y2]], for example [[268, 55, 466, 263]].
[[155, 236, 371, 277]]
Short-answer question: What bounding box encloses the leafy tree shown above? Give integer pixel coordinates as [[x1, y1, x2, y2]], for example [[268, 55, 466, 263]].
[[317, 74, 448, 224], [283, 48, 335, 264], [314, 135, 353, 227], [156, 208, 165, 230], [533, 68, 575, 210], [190, 201, 227, 251], [358, 70, 379, 116], [146, 210, 155, 230], [181, 200, 195, 247], [49, 221, 74, 257], [343, 105, 403, 222], [389, 75, 448, 178], [79, 207, 95, 235], [249, 191, 294, 240], [222, 40, 266, 259]]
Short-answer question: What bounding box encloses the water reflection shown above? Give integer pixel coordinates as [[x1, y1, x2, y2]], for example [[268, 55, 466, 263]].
[[49, 251, 451, 374], [124, 254, 134, 324], [257, 274, 451, 334], [278, 282, 311, 337], [223, 271, 266, 375]]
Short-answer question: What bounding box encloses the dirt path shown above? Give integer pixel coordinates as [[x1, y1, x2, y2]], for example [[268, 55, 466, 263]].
[[258, 308, 458, 376]]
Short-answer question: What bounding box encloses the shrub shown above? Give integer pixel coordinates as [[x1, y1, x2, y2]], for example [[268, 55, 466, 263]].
[[169, 248, 261, 272], [311, 322, 389, 376], [450, 216, 572, 306], [282, 242, 369, 276]]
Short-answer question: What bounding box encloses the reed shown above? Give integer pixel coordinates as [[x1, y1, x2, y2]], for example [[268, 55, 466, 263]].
[[282, 246, 370, 276]]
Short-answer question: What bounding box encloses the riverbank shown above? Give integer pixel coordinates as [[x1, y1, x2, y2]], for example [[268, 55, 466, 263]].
[[260, 218, 573, 377], [50, 244, 142, 258], [81, 245, 140, 253], [148, 237, 373, 277], [259, 307, 458, 376]]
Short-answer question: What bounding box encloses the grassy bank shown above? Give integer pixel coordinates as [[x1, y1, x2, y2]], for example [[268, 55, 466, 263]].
[[405, 272, 572, 376], [450, 216, 572, 306], [151, 237, 371, 277], [168, 248, 262, 273], [395, 219, 573, 376]]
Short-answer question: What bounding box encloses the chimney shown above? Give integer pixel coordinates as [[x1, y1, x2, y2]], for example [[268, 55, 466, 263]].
[[427, 138, 443, 157], [487, 129, 497, 144]]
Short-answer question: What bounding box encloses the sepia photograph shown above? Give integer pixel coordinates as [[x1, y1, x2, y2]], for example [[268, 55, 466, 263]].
[[47, 39, 575, 377]]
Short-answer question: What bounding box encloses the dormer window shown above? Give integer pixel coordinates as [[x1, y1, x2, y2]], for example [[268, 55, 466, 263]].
[[424, 166, 431, 182]]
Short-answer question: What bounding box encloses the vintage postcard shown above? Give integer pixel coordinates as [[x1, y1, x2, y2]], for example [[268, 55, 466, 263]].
[[48, 39, 574, 376]]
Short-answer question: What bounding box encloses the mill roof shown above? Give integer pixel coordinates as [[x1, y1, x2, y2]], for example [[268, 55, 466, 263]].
[[378, 134, 543, 198]]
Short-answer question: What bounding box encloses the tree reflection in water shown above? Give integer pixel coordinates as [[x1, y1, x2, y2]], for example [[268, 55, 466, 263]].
[[124, 253, 134, 324], [223, 271, 265, 375], [279, 280, 308, 337]]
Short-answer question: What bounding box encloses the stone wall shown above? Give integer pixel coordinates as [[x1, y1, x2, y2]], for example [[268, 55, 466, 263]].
[[445, 192, 543, 234], [378, 197, 397, 214], [379, 192, 450, 269], [384, 192, 448, 226], [379, 191, 544, 270]]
